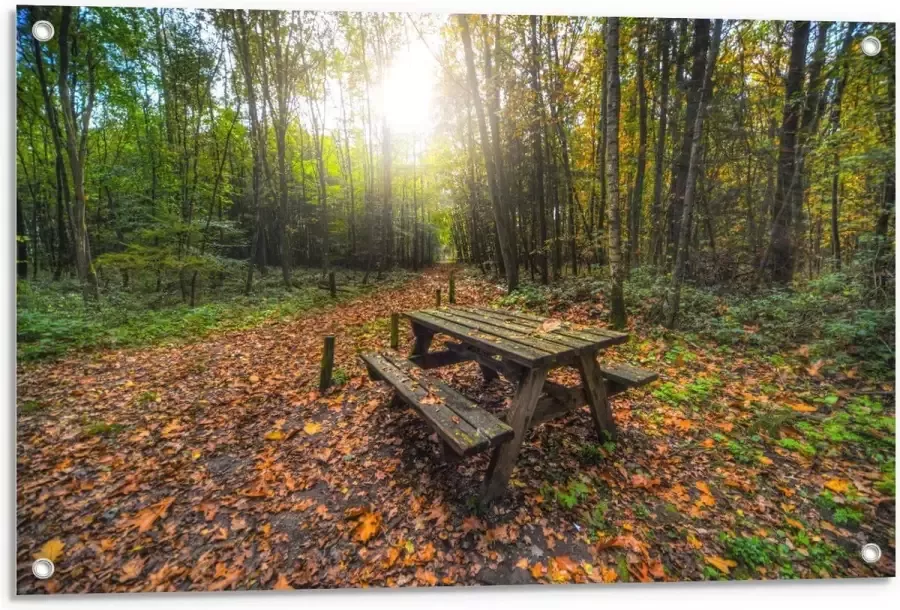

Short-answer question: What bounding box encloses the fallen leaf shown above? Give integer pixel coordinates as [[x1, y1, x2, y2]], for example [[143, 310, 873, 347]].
[[129, 497, 175, 533], [304, 422, 322, 435], [33, 538, 64, 563], [119, 556, 146, 583], [353, 512, 381, 543], [789, 402, 817, 413], [824, 479, 850, 494], [515, 557, 529, 570], [704, 555, 737, 574], [686, 533, 703, 549], [273, 574, 293, 590], [415, 568, 437, 586], [530, 562, 545, 579], [264, 429, 284, 441]]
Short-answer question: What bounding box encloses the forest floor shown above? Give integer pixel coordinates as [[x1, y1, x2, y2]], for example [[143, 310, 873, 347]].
[[16, 265, 895, 593]]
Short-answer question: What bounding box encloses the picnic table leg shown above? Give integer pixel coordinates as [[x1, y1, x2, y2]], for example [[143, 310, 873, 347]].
[[478, 363, 498, 383], [481, 366, 548, 503], [576, 353, 617, 443], [409, 322, 434, 357]]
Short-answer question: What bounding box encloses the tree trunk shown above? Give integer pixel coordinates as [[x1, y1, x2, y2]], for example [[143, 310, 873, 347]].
[[666, 20, 723, 328], [530, 16, 548, 284], [650, 19, 672, 267], [458, 15, 518, 292], [57, 7, 99, 300], [669, 20, 710, 264], [630, 22, 649, 268], [605, 18, 626, 330], [768, 21, 810, 284]]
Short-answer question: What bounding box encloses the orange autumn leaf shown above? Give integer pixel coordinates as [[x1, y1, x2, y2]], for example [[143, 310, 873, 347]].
[[33, 538, 65, 563], [352, 511, 381, 543], [273, 574, 293, 590], [785, 518, 805, 530], [824, 479, 851, 494], [383, 546, 401, 568], [130, 497, 175, 533], [415, 568, 437, 586], [789, 402, 817, 413], [686, 533, 703, 549], [515, 557, 529, 570], [417, 542, 436, 562], [208, 566, 243, 591], [704, 555, 737, 574], [119, 556, 145, 583], [695, 481, 712, 495], [530, 562, 546, 579]]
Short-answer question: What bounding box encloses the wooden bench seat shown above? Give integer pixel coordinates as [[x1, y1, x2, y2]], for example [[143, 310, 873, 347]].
[[532, 362, 659, 427], [360, 351, 513, 457], [598, 362, 659, 395]]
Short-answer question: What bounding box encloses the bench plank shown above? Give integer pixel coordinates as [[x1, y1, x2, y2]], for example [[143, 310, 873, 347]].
[[386, 355, 513, 444], [598, 362, 659, 389], [360, 352, 512, 456]]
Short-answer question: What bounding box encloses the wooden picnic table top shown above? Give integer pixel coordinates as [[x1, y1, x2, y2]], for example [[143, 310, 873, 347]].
[[403, 306, 628, 368]]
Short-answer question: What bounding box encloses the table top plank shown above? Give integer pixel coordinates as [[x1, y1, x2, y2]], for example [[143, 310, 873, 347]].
[[467, 306, 628, 347], [404, 311, 553, 366], [424, 309, 579, 359], [452, 306, 598, 350]]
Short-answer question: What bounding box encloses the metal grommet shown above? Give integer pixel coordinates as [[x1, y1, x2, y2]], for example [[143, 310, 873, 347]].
[[860, 543, 882, 564], [32, 20, 54, 42], [861, 36, 881, 57], [32, 558, 55, 579]]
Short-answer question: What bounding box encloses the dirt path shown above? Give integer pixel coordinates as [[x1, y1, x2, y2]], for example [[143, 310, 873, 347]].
[[16, 266, 893, 593]]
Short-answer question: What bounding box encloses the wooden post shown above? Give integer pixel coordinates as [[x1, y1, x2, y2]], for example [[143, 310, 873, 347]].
[[319, 335, 335, 391], [328, 271, 336, 298], [390, 313, 399, 350], [449, 272, 456, 304], [435, 288, 441, 307]]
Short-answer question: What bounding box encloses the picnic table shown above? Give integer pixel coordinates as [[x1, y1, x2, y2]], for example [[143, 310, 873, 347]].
[[361, 306, 657, 502]]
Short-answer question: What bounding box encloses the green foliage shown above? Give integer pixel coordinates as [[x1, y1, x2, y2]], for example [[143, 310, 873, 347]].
[[17, 267, 402, 361], [777, 438, 816, 457], [82, 421, 126, 437], [19, 400, 48, 415], [623, 268, 894, 377], [553, 479, 591, 510], [331, 368, 349, 386], [721, 534, 781, 569]]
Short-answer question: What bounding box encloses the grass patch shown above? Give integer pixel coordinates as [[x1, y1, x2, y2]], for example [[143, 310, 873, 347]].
[[82, 421, 126, 437], [17, 266, 413, 362]]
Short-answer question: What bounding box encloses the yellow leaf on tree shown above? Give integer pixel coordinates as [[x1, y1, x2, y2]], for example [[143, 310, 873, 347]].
[[824, 479, 851, 494], [304, 422, 322, 435], [704, 555, 737, 574], [34, 538, 64, 563], [353, 512, 381, 543]]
